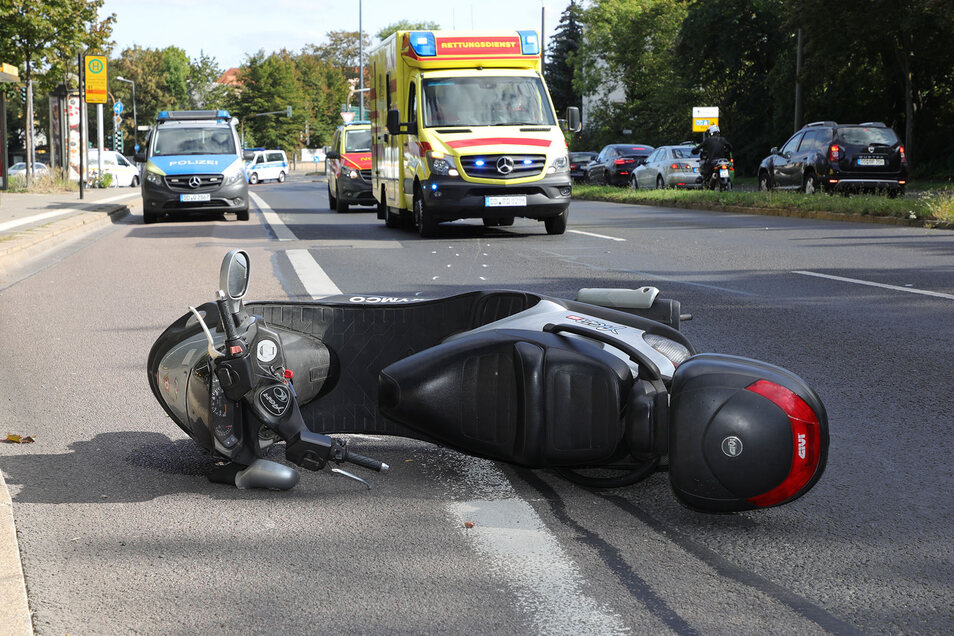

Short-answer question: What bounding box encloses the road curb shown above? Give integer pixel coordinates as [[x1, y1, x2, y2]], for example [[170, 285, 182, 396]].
[[0, 203, 133, 277], [0, 470, 32, 635]]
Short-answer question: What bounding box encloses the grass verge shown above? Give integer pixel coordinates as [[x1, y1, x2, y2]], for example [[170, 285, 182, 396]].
[[572, 185, 954, 227], [5, 171, 78, 194]]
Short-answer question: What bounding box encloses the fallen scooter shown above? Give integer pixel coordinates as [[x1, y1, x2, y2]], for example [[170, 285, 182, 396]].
[[147, 250, 828, 513]]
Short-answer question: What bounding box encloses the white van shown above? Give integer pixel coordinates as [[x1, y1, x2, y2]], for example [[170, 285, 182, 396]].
[[87, 149, 141, 187], [245, 149, 289, 184]]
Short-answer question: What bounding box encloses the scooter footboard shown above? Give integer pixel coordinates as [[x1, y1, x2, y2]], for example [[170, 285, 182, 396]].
[[668, 354, 829, 512], [378, 329, 636, 467]]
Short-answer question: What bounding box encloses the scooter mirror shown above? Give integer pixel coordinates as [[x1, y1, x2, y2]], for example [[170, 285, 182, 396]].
[[220, 249, 250, 301]]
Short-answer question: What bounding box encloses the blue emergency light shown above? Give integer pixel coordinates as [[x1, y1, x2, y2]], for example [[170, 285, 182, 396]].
[[518, 31, 539, 55], [409, 32, 437, 57], [474, 159, 486, 167]]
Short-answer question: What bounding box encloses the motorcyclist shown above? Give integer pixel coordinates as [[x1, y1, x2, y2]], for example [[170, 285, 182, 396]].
[[692, 125, 733, 187]]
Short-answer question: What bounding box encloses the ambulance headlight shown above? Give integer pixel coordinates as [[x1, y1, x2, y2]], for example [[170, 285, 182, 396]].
[[347, 169, 359, 179], [549, 152, 569, 174], [427, 151, 457, 177]]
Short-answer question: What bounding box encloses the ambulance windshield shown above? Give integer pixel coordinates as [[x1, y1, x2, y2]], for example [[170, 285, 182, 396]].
[[422, 76, 555, 128]]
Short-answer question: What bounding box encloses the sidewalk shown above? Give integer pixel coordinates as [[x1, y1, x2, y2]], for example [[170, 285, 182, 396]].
[[0, 186, 138, 277]]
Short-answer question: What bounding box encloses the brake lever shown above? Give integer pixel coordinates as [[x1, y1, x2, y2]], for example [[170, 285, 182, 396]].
[[331, 467, 372, 490]]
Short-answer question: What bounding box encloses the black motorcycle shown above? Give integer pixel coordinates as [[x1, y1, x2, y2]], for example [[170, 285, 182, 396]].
[[147, 250, 828, 513]]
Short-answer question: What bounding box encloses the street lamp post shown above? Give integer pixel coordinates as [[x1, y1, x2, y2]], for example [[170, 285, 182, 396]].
[[114, 76, 137, 154]]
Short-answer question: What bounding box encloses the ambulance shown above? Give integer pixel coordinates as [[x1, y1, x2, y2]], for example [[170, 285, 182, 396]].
[[369, 30, 580, 236]]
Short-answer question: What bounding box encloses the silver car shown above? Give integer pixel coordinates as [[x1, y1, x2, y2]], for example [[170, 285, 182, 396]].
[[631, 145, 702, 189]]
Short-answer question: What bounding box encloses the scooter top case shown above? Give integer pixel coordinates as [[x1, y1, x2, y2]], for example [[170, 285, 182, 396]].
[[248, 289, 693, 440]]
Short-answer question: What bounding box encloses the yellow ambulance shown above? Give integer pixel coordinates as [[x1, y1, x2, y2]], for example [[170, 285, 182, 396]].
[[369, 30, 581, 237]]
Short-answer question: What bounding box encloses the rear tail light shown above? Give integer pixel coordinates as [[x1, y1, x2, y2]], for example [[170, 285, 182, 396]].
[[615, 158, 635, 165], [828, 144, 841, 162], [745, 380, 823, 508], [899, 145, 906, 164]]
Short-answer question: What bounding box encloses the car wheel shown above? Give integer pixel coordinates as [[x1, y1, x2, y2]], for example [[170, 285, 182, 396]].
[[336, 182, 349, 213], [327, 183, 336, 209], [803, 172, 818, 195], [630, 174, 639, 190], [414, 187, 437, 237], [277, 171, 286, 183], [544, 209, 568, 235], [656, 175, 665, 189], [249, 173, 259, 185], [758, 172, 771, 192]]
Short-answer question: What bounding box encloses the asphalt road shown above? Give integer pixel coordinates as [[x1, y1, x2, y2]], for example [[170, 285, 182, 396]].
[[1, 174, 951, 634]]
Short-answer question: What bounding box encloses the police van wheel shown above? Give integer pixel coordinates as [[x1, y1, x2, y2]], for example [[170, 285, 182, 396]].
[[143, 211, 158, 224], [236, 208, 250, 221], [278, 171, 286, 183], [414, 189, 437, 238], [249, 173, 259, 185], [327, 184, 336, 209]]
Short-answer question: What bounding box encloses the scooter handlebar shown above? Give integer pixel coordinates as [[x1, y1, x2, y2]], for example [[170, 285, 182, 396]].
[[345, 450, 389, 473]]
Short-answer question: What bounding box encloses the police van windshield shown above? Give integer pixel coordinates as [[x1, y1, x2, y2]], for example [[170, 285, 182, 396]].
[[344, 129, 371, 152], [152, 127, 236, 156], [422, 76, 556, 127]]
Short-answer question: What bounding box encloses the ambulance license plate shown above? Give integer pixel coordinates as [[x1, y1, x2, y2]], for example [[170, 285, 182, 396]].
[[485, 195, 527, 207], [180, 193, 211, 202]]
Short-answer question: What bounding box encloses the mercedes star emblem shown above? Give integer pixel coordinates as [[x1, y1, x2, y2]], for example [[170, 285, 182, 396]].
[[496, 156, 515, 175], [188, 176, 202, 188]]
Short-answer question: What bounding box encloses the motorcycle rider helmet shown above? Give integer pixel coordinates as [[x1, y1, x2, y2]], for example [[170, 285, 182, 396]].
[[707, 124, 720, 137]]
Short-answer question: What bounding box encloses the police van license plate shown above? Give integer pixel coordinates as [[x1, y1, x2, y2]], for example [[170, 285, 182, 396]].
[[180, 193, 211, 202], [485, 195, 527, 207]]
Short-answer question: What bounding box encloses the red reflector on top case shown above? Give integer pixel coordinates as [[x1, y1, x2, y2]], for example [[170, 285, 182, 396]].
[[283, 369, 294, 379], [745, 380, 821, 507], [230, 345, 244, 355]]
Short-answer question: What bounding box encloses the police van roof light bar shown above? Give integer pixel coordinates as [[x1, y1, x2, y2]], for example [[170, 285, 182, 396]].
[[156, 110, 231, 123]]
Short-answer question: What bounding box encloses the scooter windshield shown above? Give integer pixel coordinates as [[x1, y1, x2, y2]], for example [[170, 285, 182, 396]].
[[422, 76, 556, 128]]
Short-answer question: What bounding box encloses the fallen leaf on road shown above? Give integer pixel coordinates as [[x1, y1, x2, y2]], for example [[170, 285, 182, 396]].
[[4, 434, 35, 444]]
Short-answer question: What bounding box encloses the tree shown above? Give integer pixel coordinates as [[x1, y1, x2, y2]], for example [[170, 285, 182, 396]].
[[188, 52, 231, 110], [229, 51, 307, 151], [376, 20, 441, 41], [545, 1, 583, 116], [306, 31, 372, 80], [0, 0, 115, 185]]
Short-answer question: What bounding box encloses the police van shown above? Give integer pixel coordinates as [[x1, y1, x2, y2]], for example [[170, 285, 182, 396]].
[[245, 148, 289, 184], [136, 110, 252, 224]]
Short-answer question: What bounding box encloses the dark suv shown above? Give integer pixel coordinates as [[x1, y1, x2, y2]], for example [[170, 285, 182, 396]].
[[758, 121, 907, 196]]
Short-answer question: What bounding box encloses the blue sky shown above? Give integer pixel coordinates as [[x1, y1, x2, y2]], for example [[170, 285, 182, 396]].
[[99, 0, 570, 70]]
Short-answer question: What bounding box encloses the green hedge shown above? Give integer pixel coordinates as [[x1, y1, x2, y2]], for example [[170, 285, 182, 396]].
[[572, 185, 954, 226]]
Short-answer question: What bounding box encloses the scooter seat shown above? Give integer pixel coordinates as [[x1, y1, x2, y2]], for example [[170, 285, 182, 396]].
[[378, 329, 633, 467]]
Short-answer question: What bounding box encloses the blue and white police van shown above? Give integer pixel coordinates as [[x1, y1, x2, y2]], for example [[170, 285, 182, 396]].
[[136, 110, 253, 224], [245, 148, 290, 184]]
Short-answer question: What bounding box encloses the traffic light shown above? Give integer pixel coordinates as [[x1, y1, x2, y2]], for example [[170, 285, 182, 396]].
[[18, 85, 26, 102]]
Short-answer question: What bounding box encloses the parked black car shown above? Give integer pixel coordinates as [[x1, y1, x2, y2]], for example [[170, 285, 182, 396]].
[[587, 143, 654, 186], [758, 121, 907, 195], [569, 151, 598, 183]]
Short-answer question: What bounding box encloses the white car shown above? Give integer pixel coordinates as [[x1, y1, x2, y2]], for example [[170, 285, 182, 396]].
[[87, 150, 141, 187], [245, 149, 289, 184], [8, 162, 50, 177]]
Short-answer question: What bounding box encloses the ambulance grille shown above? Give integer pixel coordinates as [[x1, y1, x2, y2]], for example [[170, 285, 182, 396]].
[[459, 154, 546, 180], [359, 169, 372, 181]]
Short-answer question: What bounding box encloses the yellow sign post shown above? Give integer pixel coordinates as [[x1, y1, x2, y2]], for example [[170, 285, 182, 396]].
[[692, 106, 719, 133], [84, 55, 107, 104]]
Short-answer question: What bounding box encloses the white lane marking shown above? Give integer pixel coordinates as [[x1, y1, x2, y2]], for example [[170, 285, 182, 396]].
[[250, 191, 296, 241], [794, 270, 954, 300], [569, 229, 627, 242], [447, 458, 629, 633], [286, 249, 341, 298], [0, 192, 139, 232]]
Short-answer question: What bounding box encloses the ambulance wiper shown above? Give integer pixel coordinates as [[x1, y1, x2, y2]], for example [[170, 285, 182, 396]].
[[491, 122, 546, 127]]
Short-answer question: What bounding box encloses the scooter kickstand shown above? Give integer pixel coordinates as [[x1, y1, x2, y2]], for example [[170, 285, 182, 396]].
[[331, 467, 372, 489]]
